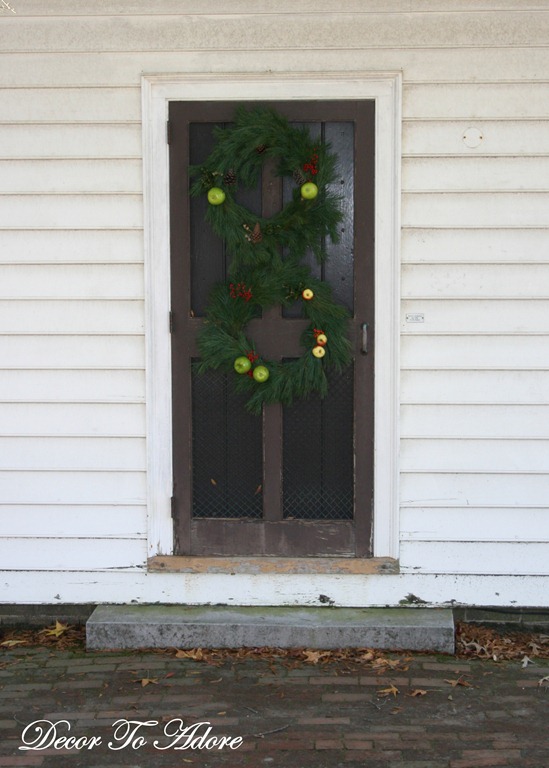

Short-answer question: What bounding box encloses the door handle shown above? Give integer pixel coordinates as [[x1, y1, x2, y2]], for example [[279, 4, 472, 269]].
[[361, 322, 368, 355]]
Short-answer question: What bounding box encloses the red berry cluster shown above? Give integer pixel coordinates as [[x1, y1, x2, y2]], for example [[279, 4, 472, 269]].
[[303, 148, 319, 177], [246, 350, 259, 376], [229, 282, 253, 301]]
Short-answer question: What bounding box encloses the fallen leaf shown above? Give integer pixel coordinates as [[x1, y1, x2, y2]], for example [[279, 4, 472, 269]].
[[444, 676, 472, 688], [176, 649, 204, 661], [410, 689, 427, 697], [538, 675, 549, 687], [0, 639, 27, 647], [209, 677, 223, 684], [139, 678, 158, 687], [39, 621, 71, 638], [377, 684, 399, 697], [210, 478, 217, 486], [254, 484, 262, 495], [302, 650, 330, 665], [521, 655, 534, 668]]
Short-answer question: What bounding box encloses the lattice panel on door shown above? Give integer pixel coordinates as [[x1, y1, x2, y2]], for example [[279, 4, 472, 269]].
[[282, 363, 354, 520], [191, 367, 263, 519]]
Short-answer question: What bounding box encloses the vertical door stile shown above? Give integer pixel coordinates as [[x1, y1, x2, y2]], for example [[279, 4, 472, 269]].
[[261, 159, 284, 525]]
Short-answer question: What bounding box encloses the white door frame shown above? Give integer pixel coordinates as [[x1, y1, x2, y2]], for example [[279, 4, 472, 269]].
[[142, 71, 401, 560]]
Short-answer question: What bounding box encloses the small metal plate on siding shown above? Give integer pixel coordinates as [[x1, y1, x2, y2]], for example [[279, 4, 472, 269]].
[[406, 313, 424, 323]]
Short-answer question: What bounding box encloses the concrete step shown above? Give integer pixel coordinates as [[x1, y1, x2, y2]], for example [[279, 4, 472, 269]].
[[86, 605, 455, 654]]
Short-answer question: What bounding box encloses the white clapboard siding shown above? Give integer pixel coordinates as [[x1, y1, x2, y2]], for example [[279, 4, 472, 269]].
[[400, 508, 549, 542], [1, 12, 547, 52], [401, 472, 549, 508], [0, 437, 146, 470], [0, 403, 145, 437], [0, 470, 146, 504], [402, 405, 549, 440], [0, 505, 146, 538], [400, 542, 549, 575], [0, 538, 147, 571], [402, 335, 549, 370], [402, 370, 549, 405], [403, 157, 549, 193], [0, 1, 548, 601], [402, 192, 549, 229], [10, 1, 549, 15], [401, 439, 549, 473], [0, 195, 143, 229], [403, 121, 549, 157], [0, 335, 145, 369], [0, 264, 143, 299], [0, 300, 144, 334], [402, 264, 549, 299], [0, 124, 142, 159], [3, 48, 549, 87], [0, 160, 143, 194], [402, 229, 549, 264], [0, 87, 140, 123], [404, 83, 549, 120], [0, 230, 144, 263], [0, 370, 145, 403], [401, 300, 549, 335]]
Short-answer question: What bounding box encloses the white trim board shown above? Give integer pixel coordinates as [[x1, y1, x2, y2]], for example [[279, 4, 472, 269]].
[[142, 72, 402, 560]]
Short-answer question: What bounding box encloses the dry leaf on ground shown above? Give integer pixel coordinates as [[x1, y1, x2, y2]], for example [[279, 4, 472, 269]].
[[377, 684, 399, 697]]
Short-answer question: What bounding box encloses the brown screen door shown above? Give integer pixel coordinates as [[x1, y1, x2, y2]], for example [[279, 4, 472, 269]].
[[169, 100, 374, 557]]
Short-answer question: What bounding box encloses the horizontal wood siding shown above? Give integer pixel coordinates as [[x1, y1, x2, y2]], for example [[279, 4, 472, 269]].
[[0, 0, 547, 588]]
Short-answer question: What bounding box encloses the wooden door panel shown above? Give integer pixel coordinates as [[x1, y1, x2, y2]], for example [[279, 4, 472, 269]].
[[169, 100, 374, 557]]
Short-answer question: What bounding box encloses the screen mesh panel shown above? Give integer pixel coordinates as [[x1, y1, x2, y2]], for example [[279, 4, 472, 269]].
[[192, 367, 263, 519], [282, 364, 354, 520]]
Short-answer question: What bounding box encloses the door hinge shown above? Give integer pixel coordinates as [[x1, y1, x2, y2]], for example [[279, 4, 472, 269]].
[[167, 119, 172, 145]]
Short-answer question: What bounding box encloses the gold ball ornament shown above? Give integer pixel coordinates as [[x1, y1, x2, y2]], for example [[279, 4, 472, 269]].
[[312, 345, 326, 359], [302, 288, 314, 301], [316, 333, 328, 346]]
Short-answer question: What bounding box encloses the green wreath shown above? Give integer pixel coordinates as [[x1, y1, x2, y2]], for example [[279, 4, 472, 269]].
[[190, 105, 351, 414]]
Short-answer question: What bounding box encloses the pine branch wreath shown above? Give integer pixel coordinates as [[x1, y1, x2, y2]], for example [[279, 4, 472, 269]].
[[189, 105, 352, 414]]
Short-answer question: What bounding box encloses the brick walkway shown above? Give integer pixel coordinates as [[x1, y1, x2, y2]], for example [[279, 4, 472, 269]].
[[0, 646, 548, 767]]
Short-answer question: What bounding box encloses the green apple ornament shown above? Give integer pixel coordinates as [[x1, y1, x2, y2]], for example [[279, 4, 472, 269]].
[[300, 182, 318, 200], [252, 365, 270, 383], [234, 356, 252, 374], [207, 187, 226, 206]]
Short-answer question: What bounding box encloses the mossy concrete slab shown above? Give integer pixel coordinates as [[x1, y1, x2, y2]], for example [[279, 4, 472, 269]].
[[86, 605, 455, 653]]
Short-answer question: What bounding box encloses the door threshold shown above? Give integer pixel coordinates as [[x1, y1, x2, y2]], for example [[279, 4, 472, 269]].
[[148, 556, 399, 575]]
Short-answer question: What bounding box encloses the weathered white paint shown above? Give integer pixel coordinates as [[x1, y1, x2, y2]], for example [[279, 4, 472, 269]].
[[0, 230, 144, 263], [0, 437, 146, 470], [0, 159, 143, 194], [2, 570, 549, 610], [0, 336, 145, 369], [0, 0, 548, 608]]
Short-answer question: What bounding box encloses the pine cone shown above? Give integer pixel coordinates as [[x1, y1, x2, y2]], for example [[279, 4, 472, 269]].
[[224, 169, 236, 185], [293, 168, 306, 186], [251, 222, 262, 244], [255, 144, 267, 154]]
